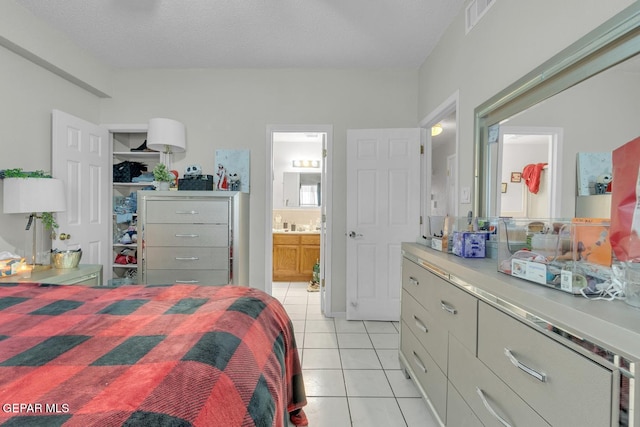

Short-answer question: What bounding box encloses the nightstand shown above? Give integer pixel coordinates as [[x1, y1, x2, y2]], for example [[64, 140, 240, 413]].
[[0, 264, 103, 286]]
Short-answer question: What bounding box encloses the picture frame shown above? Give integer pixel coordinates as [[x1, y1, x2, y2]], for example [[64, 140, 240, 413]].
[[501, 182, 507, 193], [510, 172, 522, 183]]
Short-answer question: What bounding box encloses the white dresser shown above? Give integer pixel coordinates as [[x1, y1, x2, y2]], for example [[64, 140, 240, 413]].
[[137, 191, 249, 286], [401, 242, 638, 427]]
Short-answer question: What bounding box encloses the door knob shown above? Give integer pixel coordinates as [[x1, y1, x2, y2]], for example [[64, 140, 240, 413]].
[[347, 231, 363, 239]]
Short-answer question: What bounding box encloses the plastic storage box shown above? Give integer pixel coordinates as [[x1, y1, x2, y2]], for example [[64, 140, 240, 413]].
[[497, 217, 613, 294]]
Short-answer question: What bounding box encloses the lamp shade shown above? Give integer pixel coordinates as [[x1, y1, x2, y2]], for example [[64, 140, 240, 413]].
[[147, 118, 186, 153], [3, 178, 66, 214]]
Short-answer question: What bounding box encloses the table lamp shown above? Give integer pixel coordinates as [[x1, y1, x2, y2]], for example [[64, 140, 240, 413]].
[[3, 177, 66, 270], [147, 118, 186, 170]]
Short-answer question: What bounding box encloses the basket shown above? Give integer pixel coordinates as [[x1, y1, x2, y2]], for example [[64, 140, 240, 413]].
[[51, 250, 82, 269], [113, 161, 147, 183], [178, 175, 214, 191]]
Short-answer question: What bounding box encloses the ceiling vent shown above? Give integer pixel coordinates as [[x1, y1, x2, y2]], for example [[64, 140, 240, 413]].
[[465, 0, 496, 34]]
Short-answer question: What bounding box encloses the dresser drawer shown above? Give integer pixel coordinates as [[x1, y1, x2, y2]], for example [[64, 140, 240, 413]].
[[402, 257, 434, 303], [477, 301, 613, 427], [145, 247, 229, 270], [401, 289, 448, 372], [145, 269, 229, 285], [446, 381, 484, 427], [144, 200, 229, 224], [400, 320, 448, 422], [145, 224, 229, 247], [449, 335, 551, 427]]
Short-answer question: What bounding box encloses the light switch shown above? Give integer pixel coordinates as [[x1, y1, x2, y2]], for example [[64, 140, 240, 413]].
[[461, 186, 471, 204]]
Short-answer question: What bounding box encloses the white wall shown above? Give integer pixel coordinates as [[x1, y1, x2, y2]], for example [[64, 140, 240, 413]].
[[418, 0, 634, 216], [98, 68, 419, 312]]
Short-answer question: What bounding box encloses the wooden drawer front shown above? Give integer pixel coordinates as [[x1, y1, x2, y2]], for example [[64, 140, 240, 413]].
[[401, 290, 448, 372], [449, 335, 551, 427], [446, 382, 484, 427], [402, 257, 435, 304], [145, 224, 228, 247], [145, 200, 229, 224], [477, 302, 613, 427], [146, 247, 229, 270], [300, 234, 320, 245], [273, 234, 300, 245], [145, 269, 229, 285], [400, 320, 448, 422]]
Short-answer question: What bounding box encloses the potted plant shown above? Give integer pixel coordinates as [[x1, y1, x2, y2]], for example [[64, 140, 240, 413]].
[[152, 163, 173, 190]]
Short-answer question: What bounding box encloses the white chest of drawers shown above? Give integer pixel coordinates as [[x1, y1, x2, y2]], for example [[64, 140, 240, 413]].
[[137, 191, 249, 286], [400, 242, 639, 427]]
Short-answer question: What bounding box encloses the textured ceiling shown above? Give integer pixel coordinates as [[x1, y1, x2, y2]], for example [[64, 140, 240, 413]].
[[14, 0, 465, 69]]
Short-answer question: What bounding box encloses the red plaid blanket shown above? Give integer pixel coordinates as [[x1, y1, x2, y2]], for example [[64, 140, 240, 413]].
[[0, 283, 306, 426]]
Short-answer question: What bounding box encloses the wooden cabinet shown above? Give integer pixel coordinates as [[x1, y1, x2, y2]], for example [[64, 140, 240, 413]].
[[400, 243, 633, 427], [137, 191, 249, 286], [273, 233, 320, 281]]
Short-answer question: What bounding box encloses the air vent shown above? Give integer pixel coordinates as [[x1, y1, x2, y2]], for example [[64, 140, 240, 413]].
[[465, 0, 496, 34]]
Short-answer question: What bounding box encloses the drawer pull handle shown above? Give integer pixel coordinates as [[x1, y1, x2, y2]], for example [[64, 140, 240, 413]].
[[408, 276, 419, 286], [175, 257, 200, 261], [175, 234, 199, 238], [440, 301, 457, 315], [412, 315, 428, 333], [476, 387, 513, 427], [175, 210, 199, 215], [176, 280, 200, 284], [504, 348, 547, 382], [412, 351, 427, 373]]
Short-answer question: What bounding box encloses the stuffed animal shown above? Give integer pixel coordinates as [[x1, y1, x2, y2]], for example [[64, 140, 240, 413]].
[[229, 173, 240, 191], [595, 173, 613, 194]]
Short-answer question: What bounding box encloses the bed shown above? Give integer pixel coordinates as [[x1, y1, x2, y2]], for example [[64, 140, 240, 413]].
[[0, 283, 307, 426]]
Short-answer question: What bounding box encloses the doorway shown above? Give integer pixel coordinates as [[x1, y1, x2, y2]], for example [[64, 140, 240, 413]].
[[265, 125, 333, 316]]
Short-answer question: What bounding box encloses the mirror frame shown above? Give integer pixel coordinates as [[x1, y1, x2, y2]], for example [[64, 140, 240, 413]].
[[474, 3, 640, 217]]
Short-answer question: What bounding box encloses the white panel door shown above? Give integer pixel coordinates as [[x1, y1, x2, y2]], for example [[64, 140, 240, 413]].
[[51, 110, 110, 269], [346, 128, 421, 320]]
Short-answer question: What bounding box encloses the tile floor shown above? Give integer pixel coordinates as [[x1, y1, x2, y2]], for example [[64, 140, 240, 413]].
[[272, 281, 440, 427]]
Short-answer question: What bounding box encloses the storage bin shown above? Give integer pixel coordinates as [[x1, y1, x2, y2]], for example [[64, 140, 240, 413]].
[[113, 161, 147, 183], [178, 175, 214, 191]]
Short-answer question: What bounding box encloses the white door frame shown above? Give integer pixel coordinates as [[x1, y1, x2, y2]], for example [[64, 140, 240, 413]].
[[419, 91, 459, 235], [265, 124, 333, 316]]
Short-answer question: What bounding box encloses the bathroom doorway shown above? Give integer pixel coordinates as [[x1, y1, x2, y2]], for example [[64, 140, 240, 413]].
[[266, 125, 333, 316]]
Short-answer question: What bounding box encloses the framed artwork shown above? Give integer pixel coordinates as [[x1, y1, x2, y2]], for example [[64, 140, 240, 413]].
[[501, 182, 507, 193], [214, 149, 250, 193], [510, 172, 522, 183]]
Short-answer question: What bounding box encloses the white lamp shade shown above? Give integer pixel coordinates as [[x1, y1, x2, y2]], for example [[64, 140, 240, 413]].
[[3, 178, 66, 214], [147, 118, 186, 153]]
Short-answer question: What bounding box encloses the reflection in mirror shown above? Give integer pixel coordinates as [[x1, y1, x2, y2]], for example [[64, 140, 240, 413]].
[[475, 4, 640, 218], [283, 172, 321, 207]]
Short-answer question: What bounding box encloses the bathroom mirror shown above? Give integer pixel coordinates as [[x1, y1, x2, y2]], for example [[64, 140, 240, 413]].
[[474, 3, 640, 218], [283, 172, 321, 207]]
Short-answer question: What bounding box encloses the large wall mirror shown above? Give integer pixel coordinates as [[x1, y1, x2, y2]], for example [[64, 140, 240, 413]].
[[474, 3, 640, 218]]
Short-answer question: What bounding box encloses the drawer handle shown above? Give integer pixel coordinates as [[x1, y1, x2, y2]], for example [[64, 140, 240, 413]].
[[409, 276, 419, 286], [175, 234, 199, 238], [175, 257, 200, 261], [176, 280, 200, 283], [412, 351, 427, 373], [440, 301, 457, 315], [476, 387, 513, 427], [412, 315, 428, 333], [504, 348, 547, 382], [175, 210, 199, 215]]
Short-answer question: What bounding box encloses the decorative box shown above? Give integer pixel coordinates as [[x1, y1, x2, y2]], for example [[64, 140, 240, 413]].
[[178, 175, 214, 191], [0, 258, 25, 277], [452, 231, 487, 258]]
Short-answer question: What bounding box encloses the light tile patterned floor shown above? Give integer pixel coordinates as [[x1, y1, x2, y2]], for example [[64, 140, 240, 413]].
[[273, 281, 441, 427]]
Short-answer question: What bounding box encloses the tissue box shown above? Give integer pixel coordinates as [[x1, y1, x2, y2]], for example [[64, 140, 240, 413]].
[[452, 232, 486, 258], [0, 258, 24, 277]]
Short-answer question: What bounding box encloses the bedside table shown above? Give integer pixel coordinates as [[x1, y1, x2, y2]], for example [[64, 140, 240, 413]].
[[0, 264, 103, 286]]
